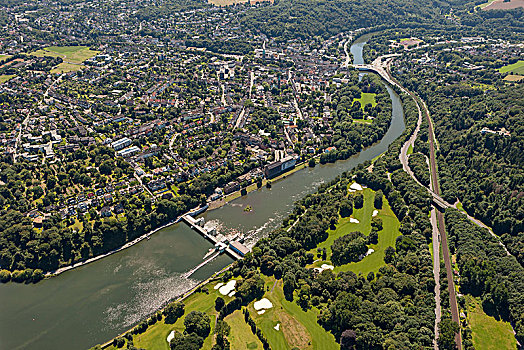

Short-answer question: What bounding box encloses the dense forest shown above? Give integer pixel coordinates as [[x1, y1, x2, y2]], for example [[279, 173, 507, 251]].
[[445, 209, 524, 345]]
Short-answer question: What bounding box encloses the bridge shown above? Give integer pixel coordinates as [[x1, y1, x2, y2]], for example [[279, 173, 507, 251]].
[[181, 214, 245, 260]]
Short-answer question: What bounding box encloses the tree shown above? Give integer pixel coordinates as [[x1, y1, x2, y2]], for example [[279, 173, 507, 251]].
[[339, 199, 353, 218], [283, 272, 296, 301], [309, 158, 316, 167], [373, 189, 383, 208], [354, 193, 364, 209], [163, 302, 185, 324], [184, 311, 211, 338], [340, 329, 357, 350], [215, 297, 225, 312], [437, 319, 459, 350]]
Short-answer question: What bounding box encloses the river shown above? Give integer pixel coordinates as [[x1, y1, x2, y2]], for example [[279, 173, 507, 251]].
[[0, 36, 405, 350]]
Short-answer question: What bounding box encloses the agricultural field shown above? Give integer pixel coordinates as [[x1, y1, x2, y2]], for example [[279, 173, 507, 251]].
[[466, 296, 517, 350], [503, 75, 524, 82], [499, 60, 524, 75], [308, 187, 401, 276], [31, 46, 99, 63], [0, 75, 15, 84]]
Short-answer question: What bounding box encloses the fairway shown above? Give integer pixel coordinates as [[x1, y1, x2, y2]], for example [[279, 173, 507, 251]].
[[353, 92, 377, 109], [250, 277, 338, 350], [309, 187, 401, 276], [32, 46, 99, 64], [466, 296, 517, 350], [225, 310, 263, 349], [499, 60, 524, 75]]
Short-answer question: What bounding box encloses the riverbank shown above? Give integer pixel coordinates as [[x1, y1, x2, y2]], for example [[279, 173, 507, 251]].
[[45, 205, 208, 278]]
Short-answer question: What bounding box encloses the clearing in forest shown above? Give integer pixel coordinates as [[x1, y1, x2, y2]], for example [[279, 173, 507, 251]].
[[353, 92, 377, 110], [466, 296, 517, 350]]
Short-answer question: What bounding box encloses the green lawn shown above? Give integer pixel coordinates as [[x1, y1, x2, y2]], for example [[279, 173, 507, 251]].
[[31, 46, 99, 64], [499, 60, 524, 75], [250, 276, 338, 350], [353, 92, 377, 109], [0, 75, 15, 84], [225, 310, 263, 349], [51, 62, 84, 73], [309, 188, 401, 276], [407, 144, 413, 155], [466, 296, 517, 350]]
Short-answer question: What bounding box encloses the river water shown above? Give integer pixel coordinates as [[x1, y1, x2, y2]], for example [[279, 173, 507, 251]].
[[0, 36, 404, 350]]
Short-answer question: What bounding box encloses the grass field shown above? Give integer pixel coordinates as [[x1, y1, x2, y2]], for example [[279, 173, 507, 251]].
[[466, 296, 517, 350], [353, 92, 377, 109], [250, 276, 338, 350], [32, 46, 99, 63], [0, 54, 11, 61], [499, 60, 524, 75], [0, 75, 15, 84], [309, 187, 401, 276], [50, 62, 84, 74]]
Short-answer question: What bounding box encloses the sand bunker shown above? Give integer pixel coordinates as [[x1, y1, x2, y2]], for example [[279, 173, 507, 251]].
[[350, 218, 360, 223], [313, 264, 334, 273], [366, 248, 375, 256], [214, 282, 224, 290], [350, 183, 363, 191], [274, 323, 280, 331], [228, 291, 236, 297], [258, 310, 266, 315], [219, 280, 236, 295], [254, 298, 273, 311], [167, 330, 175, 343], [372, 210, 378, 217]]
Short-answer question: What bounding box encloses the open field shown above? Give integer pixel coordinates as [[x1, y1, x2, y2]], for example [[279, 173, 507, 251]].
[[499, 60, 524, 75], [0, 75, 15, 84], [353, 92, 377, 109], [466, 296, 517, 350], [208, 0, 272, 6], [481, 0, 524, 10], [309, 187, 401, 276], [503, 74, 524, 82], [0, 54, 11, 61], [250, 277, 338, 350], [31, 45, 99, 63], [50, 62, 84, 74]]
